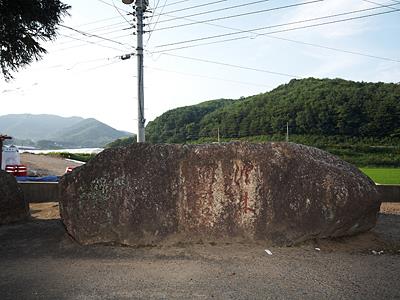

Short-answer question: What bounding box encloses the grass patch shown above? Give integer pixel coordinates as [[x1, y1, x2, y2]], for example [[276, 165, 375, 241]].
[[360, 168, 400, 185]]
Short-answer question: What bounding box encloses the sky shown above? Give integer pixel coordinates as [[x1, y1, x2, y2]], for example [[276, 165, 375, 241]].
[[0, 0, 399, 134]]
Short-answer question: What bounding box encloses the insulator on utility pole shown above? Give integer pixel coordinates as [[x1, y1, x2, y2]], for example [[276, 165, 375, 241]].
[[120, 54, 132, 60]]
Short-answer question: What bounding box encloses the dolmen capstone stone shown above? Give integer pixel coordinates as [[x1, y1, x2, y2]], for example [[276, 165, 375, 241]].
[[0, 170, 29, 225], [59, 142, 380, 246]]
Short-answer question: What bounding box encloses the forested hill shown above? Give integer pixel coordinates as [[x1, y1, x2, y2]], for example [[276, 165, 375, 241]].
[[146, 99, 235, 143], [146, 78, 400, 143]]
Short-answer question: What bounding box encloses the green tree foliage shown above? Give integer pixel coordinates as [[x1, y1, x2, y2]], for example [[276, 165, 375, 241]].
[[146, 99, 234, 143], [146, 78, 400, 143], [106, 136, 137, 148], [0, 0, 70, 80], [36, 139, 63, 149]]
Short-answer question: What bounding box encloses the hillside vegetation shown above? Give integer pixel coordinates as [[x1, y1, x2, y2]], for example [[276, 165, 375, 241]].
[[106, 136, 137, 148], [146, 78, 400, 142], [146, 99, 235, 143], [145, 78, 400, 167]]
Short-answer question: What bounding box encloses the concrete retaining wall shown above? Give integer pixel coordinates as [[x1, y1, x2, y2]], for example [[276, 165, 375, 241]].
[[18, 182, 59, 203], [17, 182, 399, 203]]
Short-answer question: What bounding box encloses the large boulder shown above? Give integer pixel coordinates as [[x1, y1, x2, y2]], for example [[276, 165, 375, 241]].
[[59, 142, 380, 246], [0, 170, 29, 225]]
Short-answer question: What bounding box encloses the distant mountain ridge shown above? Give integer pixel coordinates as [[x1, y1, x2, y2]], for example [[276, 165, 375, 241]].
[[0, 114, 83, 140], [0, 114, 131, 148]]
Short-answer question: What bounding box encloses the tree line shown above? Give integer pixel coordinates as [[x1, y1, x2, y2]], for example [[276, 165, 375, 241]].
[[146, 78, 400, 143]]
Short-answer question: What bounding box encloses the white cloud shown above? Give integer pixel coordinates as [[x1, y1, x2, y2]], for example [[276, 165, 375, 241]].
[[369, 61, 400, 82], [278, 0, 379, 38]]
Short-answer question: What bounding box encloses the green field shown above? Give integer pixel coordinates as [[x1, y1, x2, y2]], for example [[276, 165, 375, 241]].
[[360, 168, 400, 185]]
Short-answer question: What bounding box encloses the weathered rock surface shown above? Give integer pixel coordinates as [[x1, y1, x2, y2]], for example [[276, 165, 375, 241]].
[[59, 142, 380, 246], [0, 170, 29, 225]]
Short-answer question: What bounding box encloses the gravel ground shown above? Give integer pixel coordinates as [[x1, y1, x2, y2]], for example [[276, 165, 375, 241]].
[[0, 203, 399, 300], [20, 153, 83, 176], [8, 152, 398, 298], [380, 202, 400, 214]]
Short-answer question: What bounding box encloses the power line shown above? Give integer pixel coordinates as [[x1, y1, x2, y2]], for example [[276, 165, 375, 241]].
[[56, 17, 131, 43], [74, 16, 123, 28], [150, 7, 400, 54], [83, 58, 125, 72], [145, 65, 273, 88], [152, 0, 324, 32], [154, 0, 162, 11], [147, 0, 162, 26], [61, 19, 129, 35], [160, 0, 192, 8], [154, 5, 400, 50], [153, 52, 301, 78], [66, 56, 118, 70], [55, 34, 133, 52], [147, 0, 275, 25], [153, 0, 230, 16], [55, 32, 134, 52], [145, 0, 169, 46], [153, 10, 400, 63], [144, 0, 162, 46], [94, 0, 131, 14], [57, 22, 130, 45], [59, 24, 133, 48], [155, 4, 399, 47], [111, 0, 134, 26], [261, 35, 400, 63], [360, 0, 399, 10], [74, 20, 128, 33], [58, 34, 128, 52], [66, 53, 135, 72]]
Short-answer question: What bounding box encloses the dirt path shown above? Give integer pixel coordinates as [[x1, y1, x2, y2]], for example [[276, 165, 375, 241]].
[[20, 153, 84, 176], [0, 204, 399, 299], [30, 202, 60, 220], [380, 202, 400, 214]]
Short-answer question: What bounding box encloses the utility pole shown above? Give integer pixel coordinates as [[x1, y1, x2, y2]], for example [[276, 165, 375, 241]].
[[136, 0, 147, 142], [217, 127, 220, 143], [286, 122, 289, 142], [122, 0, 148, 142]]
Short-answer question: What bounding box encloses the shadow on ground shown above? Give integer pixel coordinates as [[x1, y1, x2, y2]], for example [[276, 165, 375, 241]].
[[0, 204, 399, 299]]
